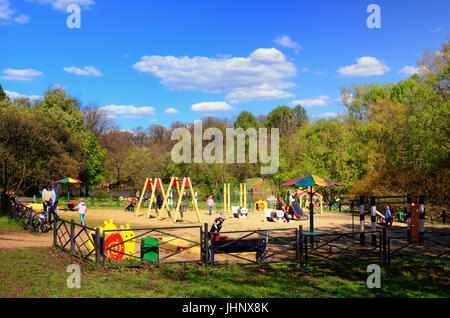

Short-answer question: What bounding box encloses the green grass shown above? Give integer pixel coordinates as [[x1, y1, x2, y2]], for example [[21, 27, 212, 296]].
[[0, 215, 30, 234], [0, 247, 448, 298]]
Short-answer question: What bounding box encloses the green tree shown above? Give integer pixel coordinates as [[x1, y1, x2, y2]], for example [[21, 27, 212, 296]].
[[234, 111, 260, 130], [263, 105, 298, 137], [293, 104, 308, 127], [0, 84, 7, 101], [35, 87, 106, 189]]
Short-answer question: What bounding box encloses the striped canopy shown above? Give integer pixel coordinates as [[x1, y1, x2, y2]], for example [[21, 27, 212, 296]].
[[56, 177, 82, 184], [282, 174, 342, 188]]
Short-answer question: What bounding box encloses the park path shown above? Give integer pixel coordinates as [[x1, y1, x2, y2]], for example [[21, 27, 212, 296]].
[[0, 232, 53, 249]]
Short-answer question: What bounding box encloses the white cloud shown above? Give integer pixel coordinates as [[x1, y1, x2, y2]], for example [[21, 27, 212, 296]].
[[310, 112, 338, 120], [301, 67, 309, 72], [431, 26, 442, 33], [100, 105, 156, 118], [1, 68, 42, 81], [226, 83, 295, 104], [0, 0, 14, 20], [338, 93, 355, 105], [5, 90, 40, 101], [30, 0, 95, 11], [291, 95, 330, 107], [63, 66, 102, 76], [191, 102, 233, 112], [132, 48, 296, 103], [318, 112, 338, 118], [273, 35, 302, 53], [337, 57, 389, 77], [398, 65, 420, 76], [0, 0, 30, 24], [164, 107, 180, 114], [14, 14, 30, 24]]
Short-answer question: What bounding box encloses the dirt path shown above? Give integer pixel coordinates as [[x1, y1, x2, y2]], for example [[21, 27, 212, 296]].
[[0, 232, 53, 249]]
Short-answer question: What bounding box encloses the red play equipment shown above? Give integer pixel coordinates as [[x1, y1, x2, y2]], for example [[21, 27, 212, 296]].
[[285, 203, 309, 220]]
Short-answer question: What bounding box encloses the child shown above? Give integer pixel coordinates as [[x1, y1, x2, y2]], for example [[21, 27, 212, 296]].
[[384, 205, 393, 226], [125, 197, 136, 212], [207, 196, 214, 215], [210, 214, 226, 240], [76, 198, 87, 226]]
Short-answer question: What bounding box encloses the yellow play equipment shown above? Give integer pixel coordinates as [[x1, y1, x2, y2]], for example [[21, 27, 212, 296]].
[[135, 177, 201, 223], [255, 200, 268, 211], [222, 183, 247, 214], [135, 178, 170, 220], [88, 219, 136, 260], [297, 187, 323, 214]]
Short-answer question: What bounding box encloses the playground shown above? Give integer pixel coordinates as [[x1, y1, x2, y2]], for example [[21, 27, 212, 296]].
[[2, 173, 449, 268], [55, 207, 407, 234], [1, 174, 449, 298]]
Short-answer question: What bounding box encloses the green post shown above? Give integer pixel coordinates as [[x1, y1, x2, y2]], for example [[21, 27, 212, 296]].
[[309, 186, 314, 249], [309, 186, 314, 233]]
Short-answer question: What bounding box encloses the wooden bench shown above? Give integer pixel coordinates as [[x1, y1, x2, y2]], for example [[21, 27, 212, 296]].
[[17, 197, 35, 203], [210, 238, 268, 264]]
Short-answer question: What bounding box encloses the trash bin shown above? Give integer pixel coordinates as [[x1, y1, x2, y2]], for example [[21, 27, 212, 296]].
[[141, 238, 159, 261]]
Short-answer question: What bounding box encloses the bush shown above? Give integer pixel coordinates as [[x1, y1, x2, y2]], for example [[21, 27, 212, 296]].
[[92, 191, 111, 199]]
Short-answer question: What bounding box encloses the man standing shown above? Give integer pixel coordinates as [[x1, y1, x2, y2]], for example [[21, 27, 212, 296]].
[[51, 180, 61, 213], [42, 184, 56, 224]]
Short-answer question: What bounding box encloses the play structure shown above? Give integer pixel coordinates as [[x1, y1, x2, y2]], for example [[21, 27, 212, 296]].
[[135, 177, 201, 223], [286, 203, 309, 220], [88, 219, 136, 260], [355, 195, 425, 245], [56, 177, 82, 209], [215, 183, 251, 216], [255, 199, 268, 211], [214, 180, 272, 215], [297, 188, 323, 214]]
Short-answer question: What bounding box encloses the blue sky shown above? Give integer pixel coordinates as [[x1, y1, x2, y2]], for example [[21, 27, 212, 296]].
[[1, 0, 449, 129]]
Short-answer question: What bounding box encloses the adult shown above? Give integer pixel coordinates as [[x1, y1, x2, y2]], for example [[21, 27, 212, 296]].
[[42, 184, 56, 223], [51, 180, 61, 213]]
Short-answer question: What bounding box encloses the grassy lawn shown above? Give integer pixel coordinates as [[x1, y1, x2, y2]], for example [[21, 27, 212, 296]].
[[0, 247, 448, 298], [0, 215, 31, 234], [1, 213, 448, 298]]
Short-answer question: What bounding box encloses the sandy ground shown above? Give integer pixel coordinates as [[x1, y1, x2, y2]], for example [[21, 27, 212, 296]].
[[2, 207, 448, 250], [0, 232, 53, 249], [57, 207, 402, 234]]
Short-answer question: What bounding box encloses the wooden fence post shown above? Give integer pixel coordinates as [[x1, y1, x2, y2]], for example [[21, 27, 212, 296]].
[[419, 195, 425, 244], [95, 227, 101, 269], [360, 196, 365, 246], [382, 227, 387, 266], [29, 210, 33, 232], [70, 219, 75, 253], [204, 223, 209, 266], [298, 225, 303, 267], [370, 197, 377, 247], [53, 217, 57, 246]]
